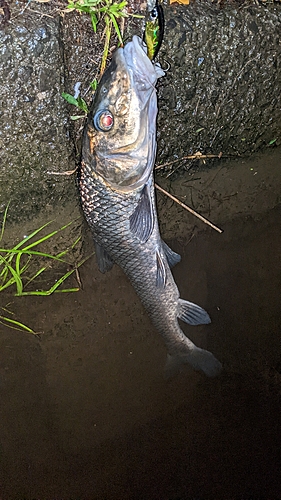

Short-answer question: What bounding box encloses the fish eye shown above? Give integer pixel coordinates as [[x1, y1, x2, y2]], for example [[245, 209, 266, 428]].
[[93, 110, 114, 132]]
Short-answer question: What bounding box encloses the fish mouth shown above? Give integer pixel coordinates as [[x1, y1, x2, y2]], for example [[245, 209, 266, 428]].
[[123, 36, 157, 80], [116, 36, 165, 98]]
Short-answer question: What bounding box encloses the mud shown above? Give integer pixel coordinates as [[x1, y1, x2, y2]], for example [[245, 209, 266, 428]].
[[156, 147, 281, 239], [0, 149, 281, 499]]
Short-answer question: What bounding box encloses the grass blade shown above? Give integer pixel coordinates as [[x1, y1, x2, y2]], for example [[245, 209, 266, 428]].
[[24, 266, 47, 288], [62, 92, 79, 106], [0, 315, 37, 335], [108, 11, 122, 44], [0, 201, 10, 243], [100, 15, 112, 76], [0, 254, 23, 295], [18, 268, 76, 296], [11, 221, 54, 251]]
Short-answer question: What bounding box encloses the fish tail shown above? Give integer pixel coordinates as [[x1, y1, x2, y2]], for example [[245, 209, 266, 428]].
[[165, 342, 222, 378]]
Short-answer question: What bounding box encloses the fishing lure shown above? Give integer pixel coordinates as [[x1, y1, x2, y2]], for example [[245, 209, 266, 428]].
[[144, 0, 165, 61]]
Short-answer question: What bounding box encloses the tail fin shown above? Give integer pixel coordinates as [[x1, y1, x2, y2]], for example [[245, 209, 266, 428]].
[[165, 346, 222, 378]]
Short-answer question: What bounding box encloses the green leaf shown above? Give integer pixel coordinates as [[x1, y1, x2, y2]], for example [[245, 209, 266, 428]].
[[0, 254, 23, 295], [18, 269, 75, 296], [109, 12, 122, 44], [77, 96, 89, 113], [268, 138, 277, 145], [75, 5, 92, 13], [24, 266, 47, 288], [90, 79, 98, 91], [114, 1, 127, 9], [0, 315, 37, 335], [90, 12, 98, 31], [62, 92, 79, 107], [70, 115, 85, 121]]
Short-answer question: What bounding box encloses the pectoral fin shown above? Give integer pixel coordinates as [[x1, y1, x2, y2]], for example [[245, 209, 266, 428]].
[[94, 242, 114, 273], [162, 240, 181, 268], [177, 298, 211, 325], [129, 184, 154, 243]]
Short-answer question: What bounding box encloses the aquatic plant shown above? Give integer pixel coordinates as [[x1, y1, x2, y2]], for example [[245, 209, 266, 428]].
[[0, 204, 84, 334]]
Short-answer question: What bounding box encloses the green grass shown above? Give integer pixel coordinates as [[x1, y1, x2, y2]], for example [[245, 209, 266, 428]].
[[67, 0, 142, 74], [62, 0, 143, 116], [0, 204, 87, 334]]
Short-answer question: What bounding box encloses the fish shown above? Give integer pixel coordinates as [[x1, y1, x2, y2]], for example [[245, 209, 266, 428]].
[[144, 0, 165, 61], [79, 35, 222, 377]]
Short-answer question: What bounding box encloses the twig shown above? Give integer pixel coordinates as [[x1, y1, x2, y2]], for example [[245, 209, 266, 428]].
[[155, 152, 226, 171], [75, 266, 82, 289], [47, 168, 77, 176], [26, 7, 54, 17], [155, 184, 223, 234]]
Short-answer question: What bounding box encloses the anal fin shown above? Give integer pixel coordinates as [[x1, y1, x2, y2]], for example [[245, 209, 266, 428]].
[[94, 241, 114, 273], [178, 298, 211, 325], [162, 240, 181, 268]]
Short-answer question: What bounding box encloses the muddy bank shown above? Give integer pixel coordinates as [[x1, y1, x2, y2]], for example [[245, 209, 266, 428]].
[[0, 194, 280, 499], [156, 147, 281, 239]]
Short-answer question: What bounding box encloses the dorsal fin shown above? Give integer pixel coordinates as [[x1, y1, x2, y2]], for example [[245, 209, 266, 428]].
[[129, 184, 154, 243]]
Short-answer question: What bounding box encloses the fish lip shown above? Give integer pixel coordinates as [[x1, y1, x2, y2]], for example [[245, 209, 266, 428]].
[[111, 38, 150, 88], [123, 36, 150, 72], [123, 35, 164, 86]]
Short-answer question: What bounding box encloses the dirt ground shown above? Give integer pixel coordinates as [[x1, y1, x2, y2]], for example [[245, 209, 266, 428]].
[[0, 149, 281, 499]]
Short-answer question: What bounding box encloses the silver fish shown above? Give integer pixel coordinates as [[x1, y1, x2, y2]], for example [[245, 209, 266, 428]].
[[79, 36, 222, 377]]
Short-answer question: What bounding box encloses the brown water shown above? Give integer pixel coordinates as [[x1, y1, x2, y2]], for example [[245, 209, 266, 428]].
[[0, 197, 280, 499]]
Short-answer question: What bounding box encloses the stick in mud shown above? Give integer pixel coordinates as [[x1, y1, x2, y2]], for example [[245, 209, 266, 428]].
[[155, 183, 223, 234]]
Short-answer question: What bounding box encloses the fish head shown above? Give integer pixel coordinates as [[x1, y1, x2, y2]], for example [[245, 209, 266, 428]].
[[82, 36, 164, 191]]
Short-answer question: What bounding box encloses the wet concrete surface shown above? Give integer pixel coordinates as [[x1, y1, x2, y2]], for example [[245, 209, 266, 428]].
[[1, 0, 281, 223], [62, 0, 281, 169], [0, 154, 280, 498], [156, 1, 281, 168], [0, 6, 78, 220]]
